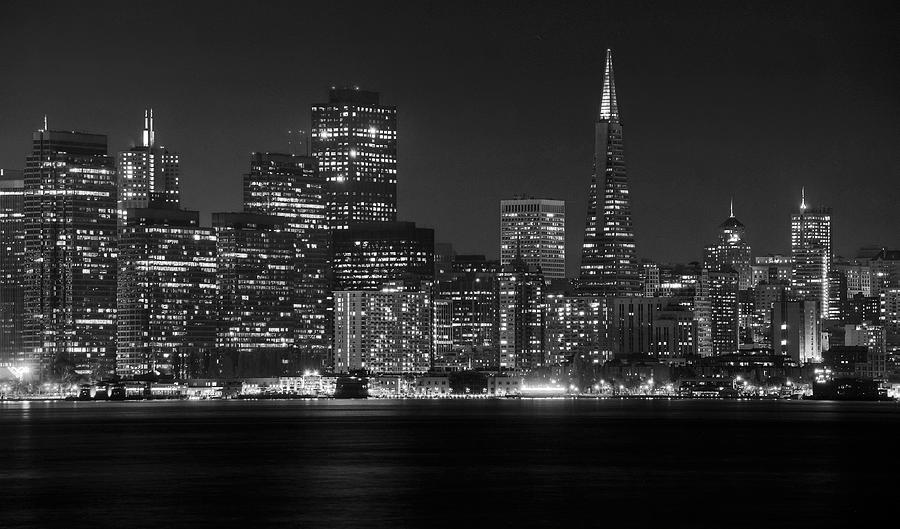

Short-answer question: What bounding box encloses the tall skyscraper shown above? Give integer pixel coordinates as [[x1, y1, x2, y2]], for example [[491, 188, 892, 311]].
[[497, 256, 545, 372], [791, 188, 832, 320], [579, 49, 641, 296], [704, 200, 752, 290], [243, 152, 328, 369], [311, 88, 398, 230], [23, 128, 118, 380], [0, 169, 25, 364], [117, 209, 217, 379], [499, 196, 565, 281], [117, 109, 180, 222], [700, 202, 749, 355], [213, 213, 300, 377]]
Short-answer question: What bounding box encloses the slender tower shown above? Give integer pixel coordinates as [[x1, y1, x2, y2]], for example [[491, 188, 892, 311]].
[[579, 49, 641, 296]]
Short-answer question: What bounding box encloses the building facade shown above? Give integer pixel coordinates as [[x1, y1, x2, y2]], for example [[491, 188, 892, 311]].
[[499, 197, 565, 281], [772, 300, 821, 364], [0, 169, 24, 364], [498, 258, 545, 371], [117, 209, 217, 379], [117, 109, 180, 222], [311, 88, 398, 230], [332, 221, 434, 291], [213, 213, 300, 377], [243, 152, 328, 369], [333, 283, 431, 374], [23, 129, 118, 380], [791, 190, 832, 320]]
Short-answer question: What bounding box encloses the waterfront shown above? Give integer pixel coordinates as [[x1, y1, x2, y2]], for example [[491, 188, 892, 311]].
[[1, 399, 897, 528]]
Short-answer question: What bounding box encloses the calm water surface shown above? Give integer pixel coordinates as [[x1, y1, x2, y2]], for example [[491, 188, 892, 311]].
[[1, 399, 897, 528]]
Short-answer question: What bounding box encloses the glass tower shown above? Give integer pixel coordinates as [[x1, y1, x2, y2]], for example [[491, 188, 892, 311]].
[[23, 128, 118, 380], [0, 169, 25, 364], [243, 152, 329, 370], [579, 49, 641, 295]]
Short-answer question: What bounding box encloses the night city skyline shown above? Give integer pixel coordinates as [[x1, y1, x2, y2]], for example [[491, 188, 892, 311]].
[[2, 3, 900, 528], [1, 1, 898, 274]]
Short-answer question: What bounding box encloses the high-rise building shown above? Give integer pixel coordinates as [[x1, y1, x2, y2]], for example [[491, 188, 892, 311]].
[[497, 257, 545, 372], [791, 189, 832, 320], [117, 109, 180, 222], [499, 197, 565, 281], [545, 294, 612, 367], [117, 209, 217, 379], [213, 213, 300, 377], [333, 283, 431, 374], [579, 49, 641, 296], [23, 128, 118, 380], [443, 255, 500, 368], [311, 88, 398, 230], [703, 200, 752, 290], [0, 169, 24, 364], [243, 152, 328, 368], [332, 222, 434, 291], [772, 300, 821, 364], [707, 271, 740, 355]]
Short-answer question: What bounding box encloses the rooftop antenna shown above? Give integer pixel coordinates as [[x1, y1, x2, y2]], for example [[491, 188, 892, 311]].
[[42, 115, 48, 131], [800, 186, 807, 211], [142, 108, 155, 147], [729, 196, 734, 218]]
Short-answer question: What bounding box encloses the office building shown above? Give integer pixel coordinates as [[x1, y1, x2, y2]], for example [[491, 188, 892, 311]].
[[332, 221, 434, 291], [498, 257, 545, 372], [243, 152, 328, 368], [23, 128, 117, 380], [772, 300, 821, 364], [703, 200, 752, 290], [333, 283, 431, 374], [790, 189, 832, 320], [213, 213, 300, 377], [580, 49, 641, 296], [0, 169, 24, 364], [545, 294, 612, 367], [117, 209, 217, 379], [117, 109, 180, 222], [499, 197, 565, 281], [443, 255, 500, 368], [611, 297, 696, 359], [311, 88, 397, 229]]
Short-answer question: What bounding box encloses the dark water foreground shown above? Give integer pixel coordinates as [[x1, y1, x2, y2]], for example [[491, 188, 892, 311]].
[[1, 399, 897, 528]]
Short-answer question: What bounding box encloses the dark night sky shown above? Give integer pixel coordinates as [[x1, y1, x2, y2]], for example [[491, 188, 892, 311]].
[[1, 1, 898, 275]]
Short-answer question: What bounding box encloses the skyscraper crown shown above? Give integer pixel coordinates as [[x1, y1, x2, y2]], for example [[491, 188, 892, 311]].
[[598, 49, 620, 121]]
